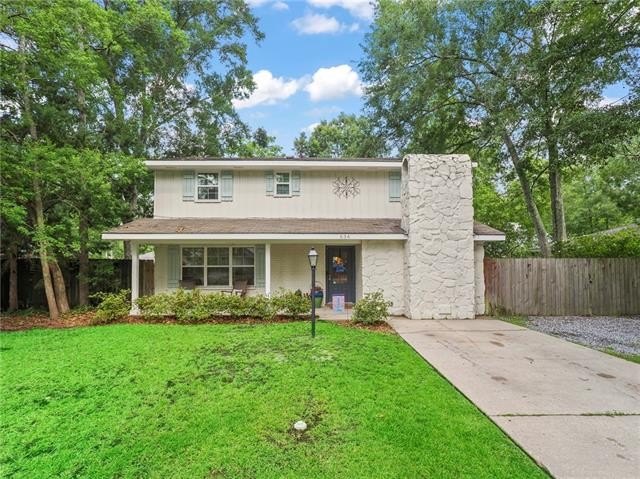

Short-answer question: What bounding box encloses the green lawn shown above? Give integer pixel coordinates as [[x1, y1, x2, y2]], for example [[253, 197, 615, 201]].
[[0, 322, 545, 478]]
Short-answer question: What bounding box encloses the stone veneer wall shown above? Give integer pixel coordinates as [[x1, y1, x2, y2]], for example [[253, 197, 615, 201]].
[[361, 240, 405, 315], [401, 154, 475, 319], [474, 243, 485, 315]]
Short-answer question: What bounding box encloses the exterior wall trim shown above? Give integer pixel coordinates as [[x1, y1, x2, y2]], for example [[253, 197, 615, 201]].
[[147, 160, 402, 170], [102, 233, 407, 241], [474, 234, 506, 242]]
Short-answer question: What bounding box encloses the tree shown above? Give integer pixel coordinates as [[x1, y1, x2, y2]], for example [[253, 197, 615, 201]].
[[361, 0, 639, 255], [293, 113, 387, 158], [1, 0, 262, 316], [231, 127, 284, 157]]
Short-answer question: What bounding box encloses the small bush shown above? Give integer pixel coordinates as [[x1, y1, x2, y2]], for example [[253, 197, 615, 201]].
[[351, 291, 392, 325], [271, 289, 311, 318], [553, 227, 640, 257], [135, 289, 295, 322], [93, 290, 130, 323]]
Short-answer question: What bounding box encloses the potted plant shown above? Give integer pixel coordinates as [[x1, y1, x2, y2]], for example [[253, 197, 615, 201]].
[[312, 282, 324, 308]]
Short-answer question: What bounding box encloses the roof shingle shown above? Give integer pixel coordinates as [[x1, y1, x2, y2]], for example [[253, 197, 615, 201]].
[[105, 218, 504, 237]]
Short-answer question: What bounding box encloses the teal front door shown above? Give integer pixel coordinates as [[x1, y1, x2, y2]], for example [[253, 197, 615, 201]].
[[325, 246, 356, 304]]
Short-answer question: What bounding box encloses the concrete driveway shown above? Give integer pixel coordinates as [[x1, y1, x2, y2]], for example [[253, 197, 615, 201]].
[[389, 319, 640, 479]]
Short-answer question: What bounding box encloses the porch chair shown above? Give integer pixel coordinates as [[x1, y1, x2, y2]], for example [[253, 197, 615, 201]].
[[232, 280, 249, 297], [179, 279, 197, 290]]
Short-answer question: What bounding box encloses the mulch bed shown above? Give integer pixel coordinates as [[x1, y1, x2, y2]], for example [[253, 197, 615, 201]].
[[337, 321, 395, 334], [1, 312, 393, 333]]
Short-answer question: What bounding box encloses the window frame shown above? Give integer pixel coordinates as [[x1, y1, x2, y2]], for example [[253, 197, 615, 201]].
[[180, 245, 256, 288], [273, 171, 292, 197], [195, 171, 221, 203]]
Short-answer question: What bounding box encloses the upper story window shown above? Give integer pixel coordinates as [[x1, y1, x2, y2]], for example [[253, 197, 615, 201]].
[[274, 172, 291, 196], [197, 173, 219, 201]]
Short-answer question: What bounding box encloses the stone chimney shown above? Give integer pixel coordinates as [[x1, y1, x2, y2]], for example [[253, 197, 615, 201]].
[[401, 154, 475, 319]]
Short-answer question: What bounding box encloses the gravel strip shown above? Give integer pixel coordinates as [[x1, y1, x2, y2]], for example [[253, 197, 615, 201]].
[[527, 316, 640, 355]]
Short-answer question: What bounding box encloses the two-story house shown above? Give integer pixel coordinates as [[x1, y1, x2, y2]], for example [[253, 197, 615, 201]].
[[102, 154, 504, 319]]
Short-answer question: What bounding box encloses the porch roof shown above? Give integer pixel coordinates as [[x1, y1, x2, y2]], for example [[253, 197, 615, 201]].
[[103, 218, 407, 240], [102, 218, 504, 241]]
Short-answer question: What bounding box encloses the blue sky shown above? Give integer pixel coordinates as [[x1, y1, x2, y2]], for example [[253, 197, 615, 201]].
[[237, 0, 373, 154], [237, 1, 629, 155]]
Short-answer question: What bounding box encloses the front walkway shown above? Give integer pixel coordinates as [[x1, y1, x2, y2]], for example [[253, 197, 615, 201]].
[[389, 319, 640, 479]]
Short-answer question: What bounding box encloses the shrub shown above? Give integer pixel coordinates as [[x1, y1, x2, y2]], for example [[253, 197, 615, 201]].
[[93, 290, 131, 323], [135, 289, 283, 321], [271, 289, 311, 318], [553, 227, 640, 257], [351, 291, 392, 325]]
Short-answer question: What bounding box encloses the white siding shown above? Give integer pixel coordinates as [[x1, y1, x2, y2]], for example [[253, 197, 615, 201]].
[[154, 244, 168, 292], [154, 170, 401, 219], [270, 243, 327, 293]]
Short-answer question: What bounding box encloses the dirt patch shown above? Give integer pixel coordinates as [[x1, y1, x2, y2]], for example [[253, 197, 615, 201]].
[[0, 310, 96, 331], [0, 311, 308, 332], [335, 321, 396, 334]]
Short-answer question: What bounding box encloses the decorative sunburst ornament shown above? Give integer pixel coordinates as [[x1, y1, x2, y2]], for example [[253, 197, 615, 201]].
[[332, 176, 360, 198]]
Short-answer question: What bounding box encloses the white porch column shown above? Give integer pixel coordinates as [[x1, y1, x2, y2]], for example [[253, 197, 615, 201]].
[[130, 241, 140, 315], [265, 242, 271, 297]]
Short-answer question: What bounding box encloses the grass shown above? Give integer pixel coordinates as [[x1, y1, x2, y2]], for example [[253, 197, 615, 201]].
[[600, 347, 640, 364], [496, 315, 529, 327], [0, 322, 546, 479]]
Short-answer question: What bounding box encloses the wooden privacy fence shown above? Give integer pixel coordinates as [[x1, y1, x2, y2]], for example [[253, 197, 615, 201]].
[[484, 258, 640, 316], [0, 259, 154, 310]]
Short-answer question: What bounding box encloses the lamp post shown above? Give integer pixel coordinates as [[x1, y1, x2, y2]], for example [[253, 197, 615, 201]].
[[308, 247, 318, 338]]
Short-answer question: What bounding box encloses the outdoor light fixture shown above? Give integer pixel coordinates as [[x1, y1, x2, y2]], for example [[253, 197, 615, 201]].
[[308, 247, 318, 268], [308, 247, 318, 337]]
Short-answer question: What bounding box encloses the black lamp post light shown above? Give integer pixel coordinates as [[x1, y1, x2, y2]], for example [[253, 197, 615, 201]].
[[308, 247, 318, 338]]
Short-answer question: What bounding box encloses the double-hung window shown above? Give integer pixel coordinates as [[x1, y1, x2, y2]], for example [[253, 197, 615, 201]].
[[197, 173, 219, 201], [181, 246, 255, 287], [274, 172, 291, 196]]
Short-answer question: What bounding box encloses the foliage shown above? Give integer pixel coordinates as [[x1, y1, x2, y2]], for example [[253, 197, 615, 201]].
[[92, 290, 131, 324], [0, 323, 545, 478], [553, 227, 640, 258], [232, 127, 284, 157], [293, 113, 387, 158], [563, 135, 640, 236], [351, 291, 393, 325], [270, 289, 311, 317], [135, 289, 310, 322], [361, 0, 640, 254], [0, 0, 263, 316]]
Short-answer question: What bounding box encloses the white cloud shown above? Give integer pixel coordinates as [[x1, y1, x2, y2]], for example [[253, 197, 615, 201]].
[[303, 122, 321, 134], [291, 13, 361, 35], [597, 95, 621, 108], [233, 70, 303, 109], [308, 0, 374, 21], [304, 64, 363, 101], [272, 1, 289, 10], [291, 13, 342, 34]]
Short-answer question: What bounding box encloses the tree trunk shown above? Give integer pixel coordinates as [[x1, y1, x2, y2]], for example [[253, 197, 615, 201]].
[[547, 136, 567, 243], [8, 243, 19, 311], [78, 214, 90, 306], [503, 133, 551, 256], [33, 184, 60, 319], [49, 260, 70, 314]]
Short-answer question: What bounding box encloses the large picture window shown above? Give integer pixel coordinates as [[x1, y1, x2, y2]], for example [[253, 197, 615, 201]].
[[197, 173, 219, 201], [182, 246, 255, 287]]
